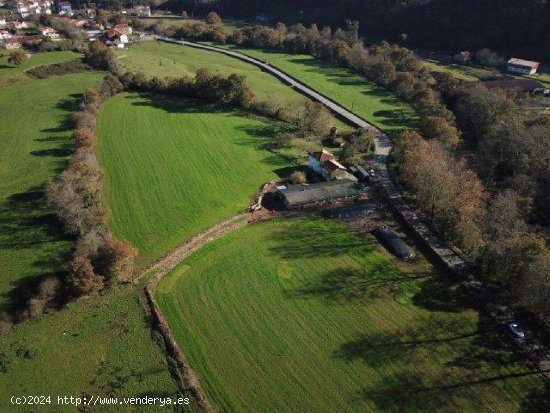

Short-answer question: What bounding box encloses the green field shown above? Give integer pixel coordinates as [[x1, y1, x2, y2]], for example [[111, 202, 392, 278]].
[[115, 41, 304, 105], [156, 218, 546, 413], [0, 66, 103, 311], [0, 51, 81, 88], [96, 92, 291, 265], [0, 54, 187, 411], [0, 286, 188, 413], [220, 46, 419, 133]]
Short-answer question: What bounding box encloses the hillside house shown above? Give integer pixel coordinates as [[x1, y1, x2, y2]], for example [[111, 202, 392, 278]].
[[10, 20, 28, 30], [0, 18, 6, 28], [57, 0, 71, 14], [0, 30, 12, 39], [2, 37, 22, 48], [308, 149, 357, 182], [112, 23, 132, 35], [39, 26, 60, 40], [278, 180, 362, 209], [134, 5, 151, 18], [507, 58, 540, 75], [106, 29, 128, 48], [453, 50, 472, 64]]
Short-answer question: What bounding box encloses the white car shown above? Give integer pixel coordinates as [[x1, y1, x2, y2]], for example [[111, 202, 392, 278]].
[[508, 322, 525, 339]]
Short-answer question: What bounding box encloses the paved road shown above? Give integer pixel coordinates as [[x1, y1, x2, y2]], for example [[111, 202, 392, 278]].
[[155, 36, 550, 376]]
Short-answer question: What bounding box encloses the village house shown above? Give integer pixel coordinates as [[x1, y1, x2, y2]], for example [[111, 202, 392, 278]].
[[2, 37, 22, 48], [507, 58, 540, 75], [308, 149, 357, 182], [0, 30, 12, 40], [8, 0, 51, 17], [39, 26, 60, 40], [133, 5, 151, 18], [9, 20, 28, 30], [0, 18, 6, 28], [112, 23, 132, 36], [57, 0, 71, 15], [453, 50, 472, 65], [105, 29, 128, 48]]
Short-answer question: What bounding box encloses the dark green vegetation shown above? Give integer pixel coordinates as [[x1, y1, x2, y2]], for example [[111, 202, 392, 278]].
[[26, 60, 94, 79], [156, 218, 547, 413], [96, 92, 290, 265], [177, 0, 550, 61]]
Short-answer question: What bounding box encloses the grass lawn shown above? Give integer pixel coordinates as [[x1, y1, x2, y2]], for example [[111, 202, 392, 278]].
[[0, 50, 81, 88], [156, 218, 547, 413], [0, 55, 188, 411], [0, 286, 192, 413], [96, 92, 293, 265], [0, 70, 103, 312], [115, 41, 304, 106], [220, 46, 419, 134]]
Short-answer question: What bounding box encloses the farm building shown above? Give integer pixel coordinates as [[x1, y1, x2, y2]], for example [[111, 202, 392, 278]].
[[113, 23, 132, 36], [372, 227, 414, 260], [308, 149, 357, 182], [482, 78, 543, 93], [507, 58, 540, 75], [2, 38, 22, 48], [323, 202, 378, 218], [278, 180, 363, 209]]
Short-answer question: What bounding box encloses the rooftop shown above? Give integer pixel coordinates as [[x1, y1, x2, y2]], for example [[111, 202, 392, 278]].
[[279, 180, 362, 207], [507, 58, 540, 69]]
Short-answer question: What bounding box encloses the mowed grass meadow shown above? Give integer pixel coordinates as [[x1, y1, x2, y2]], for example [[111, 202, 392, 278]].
[[0, 286, 190, 413], [0, 54, 190, 411], [0, 62, 103, 311], [156, 218, 547, 413], [96, 92, 291, 265], [115, 41, 304, 105], [221, 46, 419, 133]]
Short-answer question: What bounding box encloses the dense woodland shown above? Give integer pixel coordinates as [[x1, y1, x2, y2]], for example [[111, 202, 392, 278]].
[[156, 0, 550, 61]]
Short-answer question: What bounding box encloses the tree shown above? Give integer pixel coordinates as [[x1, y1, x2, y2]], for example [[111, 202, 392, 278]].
[[205, 11, 222, 26], [289, 171, 307, 184], [100, 74, 123, 98], [73, 128, 95, 148], [94, 236, 138, 283], [420, 116, 461, 148], [475, 48, 504, 68], [8, 50, 27, 67], [66, 256, 104, 297], [297, 100, 333, 140]]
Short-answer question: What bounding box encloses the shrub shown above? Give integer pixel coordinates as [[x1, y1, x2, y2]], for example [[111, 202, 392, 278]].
[[66, 256, 104, 297], [290, 171, 307, 184], [94, 236, 138, 283], [73, 128, 95, 148]]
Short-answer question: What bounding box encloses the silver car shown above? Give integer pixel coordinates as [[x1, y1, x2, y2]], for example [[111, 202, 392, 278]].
[[508, 322, 525, 339]]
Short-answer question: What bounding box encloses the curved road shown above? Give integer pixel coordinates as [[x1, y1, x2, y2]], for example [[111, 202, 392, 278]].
[[154, 36, 550, 376]]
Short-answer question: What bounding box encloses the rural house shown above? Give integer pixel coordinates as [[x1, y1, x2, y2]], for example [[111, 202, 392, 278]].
[[0, 18, 6, 28], [0, 30, 12, 40], [2, 38, 22, 48], [112, 23, 132, 36], [453, 50, 472, 64], [507, 58, 540, 75], [9, 20, 28, 30], [39, 26, 60, 40], [105, 29, 128, 48], [277, 180, 363, 209], [57, 1, 72, 14], [308, 149, 357, 182]]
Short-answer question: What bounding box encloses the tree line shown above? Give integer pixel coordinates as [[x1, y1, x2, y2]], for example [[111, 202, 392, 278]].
[[163, 0, 550, 61]]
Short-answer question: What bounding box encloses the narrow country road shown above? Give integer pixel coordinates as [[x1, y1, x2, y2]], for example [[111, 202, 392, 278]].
[[153, 36, 550, 376]]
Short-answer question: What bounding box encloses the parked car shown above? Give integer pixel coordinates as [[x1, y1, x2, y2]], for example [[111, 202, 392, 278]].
[[508, 322, 525, 339]]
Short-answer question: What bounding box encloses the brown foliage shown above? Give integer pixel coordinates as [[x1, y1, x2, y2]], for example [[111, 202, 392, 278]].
[[67, 256, 104, 297], [73, 128, 95, 148], [95, 236, 138, 283]]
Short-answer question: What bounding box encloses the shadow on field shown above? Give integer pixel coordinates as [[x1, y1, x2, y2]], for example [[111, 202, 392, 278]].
[[0, 187, 72, 315], [267, 220, 546, 411]]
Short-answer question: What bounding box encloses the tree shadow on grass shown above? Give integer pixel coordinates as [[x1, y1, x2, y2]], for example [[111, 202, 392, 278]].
[[0, 187, 72, 315]]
